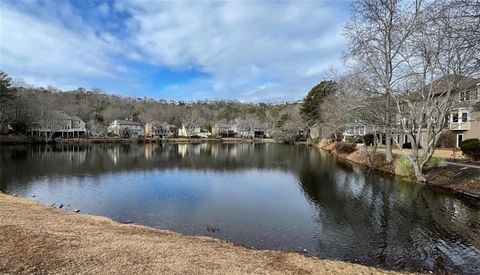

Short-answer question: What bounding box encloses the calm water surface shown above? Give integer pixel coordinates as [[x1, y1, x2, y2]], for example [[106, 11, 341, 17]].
[[0, 143, 479, 273]]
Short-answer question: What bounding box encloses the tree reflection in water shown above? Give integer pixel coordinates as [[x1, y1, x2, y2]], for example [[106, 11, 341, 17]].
[[0, 143, 479, 273]]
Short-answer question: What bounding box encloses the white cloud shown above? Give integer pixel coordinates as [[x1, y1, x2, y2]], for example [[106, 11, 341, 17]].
[[0, 0, 349, 101], [0, 1, 123, 88], [119, 1, 349, 101]]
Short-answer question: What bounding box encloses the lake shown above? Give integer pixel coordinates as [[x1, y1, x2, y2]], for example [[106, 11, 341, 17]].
[[0, 143, 479, 273]]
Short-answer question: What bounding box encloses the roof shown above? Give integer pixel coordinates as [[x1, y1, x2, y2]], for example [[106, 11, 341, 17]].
[[430, 76, 479, 96], [146, 122, 176, 128], [215, 123, 237, 129], [48, 111, 71, 120], [114, 119, 142, 126], [70, 116, 82, 121]]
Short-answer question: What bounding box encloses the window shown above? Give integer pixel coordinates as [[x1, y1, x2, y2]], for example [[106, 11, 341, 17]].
[[452, 113, 459, 122], [459, 91, 470, 101], [461, 112, 468, 122]]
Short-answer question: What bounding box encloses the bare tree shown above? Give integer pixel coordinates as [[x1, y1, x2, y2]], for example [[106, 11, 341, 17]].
[[390, 0, 480, 182], [344, 0, 422, 163]]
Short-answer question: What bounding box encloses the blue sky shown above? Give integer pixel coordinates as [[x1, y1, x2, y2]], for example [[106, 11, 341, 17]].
[[0, 0, 351, 102]]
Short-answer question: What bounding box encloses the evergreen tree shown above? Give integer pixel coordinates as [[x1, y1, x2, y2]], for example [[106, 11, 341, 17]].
[[299, 80, 335, 126], [0, 71, 17, 134], [0, 71, 16, 103]]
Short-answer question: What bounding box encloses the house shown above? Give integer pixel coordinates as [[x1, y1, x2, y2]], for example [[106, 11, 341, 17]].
[[343, 121, 367, 139], [394, 77, 480, 148], [254, 129, 269, 138], [238, 127, 270, 138], [107, 119, 145, 137], [212, 123, 238, 137], [178, 124, 210, 138], [444, 80, 480, 147], [145, 122, 177, 138], [30, 111, 86, 138]]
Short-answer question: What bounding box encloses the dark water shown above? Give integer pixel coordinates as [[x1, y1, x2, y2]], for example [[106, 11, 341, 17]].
[[0, 143, 479, 273]]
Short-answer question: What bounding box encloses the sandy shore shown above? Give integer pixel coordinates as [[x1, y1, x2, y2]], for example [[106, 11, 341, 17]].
[[0, 193, 404, 274]]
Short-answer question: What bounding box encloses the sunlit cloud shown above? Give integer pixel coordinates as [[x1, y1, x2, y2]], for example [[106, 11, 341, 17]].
[[0, 0, 350, 101]]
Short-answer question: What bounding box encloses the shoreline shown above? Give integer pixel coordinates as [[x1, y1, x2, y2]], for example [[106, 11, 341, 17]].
[[0, 135, 279, 145], [314, 142, 480, 199], [0, 193, 402, 274]]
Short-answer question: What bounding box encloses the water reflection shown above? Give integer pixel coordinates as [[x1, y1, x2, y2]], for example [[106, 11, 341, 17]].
[[0, 143, 479, 273]]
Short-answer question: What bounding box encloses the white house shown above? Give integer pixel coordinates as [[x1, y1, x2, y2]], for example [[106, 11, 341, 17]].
[[178, 124, 209, 138], [107, 119, 145, 137]]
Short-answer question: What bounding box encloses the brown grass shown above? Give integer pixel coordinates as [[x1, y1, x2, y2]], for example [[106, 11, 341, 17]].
[[0, 194, 405, 274]]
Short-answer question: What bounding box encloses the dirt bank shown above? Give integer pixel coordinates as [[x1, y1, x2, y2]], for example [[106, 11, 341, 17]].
[[0, 194, 402, 274], [317, 143, 480, 199]]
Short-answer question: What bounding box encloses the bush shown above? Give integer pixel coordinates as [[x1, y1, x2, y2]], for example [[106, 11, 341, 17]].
[[319, 138, 331, 147], [460, 138, 480, 161], [426, 157, 446, 168], [402, 142, 422, 149], [402, 142, 412, 149], [335, 142, 357, 154], [395, 155, 445, 179], [345, 136, 363, 143], [372, 153, 386, 169], [395, 155, 414, 178], [362, 134, 375, 146]]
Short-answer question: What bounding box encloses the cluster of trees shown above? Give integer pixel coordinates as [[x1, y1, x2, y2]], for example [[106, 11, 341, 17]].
[[0, 71, 305, 140], [313, 0, 479, 182]]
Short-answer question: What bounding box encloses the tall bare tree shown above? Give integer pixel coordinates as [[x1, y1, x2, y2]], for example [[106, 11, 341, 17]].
[[344, 0, 422, 163], [390, 0, 480, 182]]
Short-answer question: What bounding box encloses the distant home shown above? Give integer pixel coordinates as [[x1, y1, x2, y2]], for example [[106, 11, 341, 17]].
[[107, 119, 145, 138], [30, 111, 86, 138], [343, 121, 367, 139], [238, 128, 269, 138], [178, 124, 209, 138], [212, 123, 238, 138], [145, 122, 177, 138]]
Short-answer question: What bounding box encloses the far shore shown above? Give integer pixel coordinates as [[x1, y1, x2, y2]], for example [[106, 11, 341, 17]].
[[0, 135, 279, 145], [0, 193, 402, 274]]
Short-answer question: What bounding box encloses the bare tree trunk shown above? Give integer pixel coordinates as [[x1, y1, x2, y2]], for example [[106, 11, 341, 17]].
[[385, 93, 393, 163], [362, 132, 378, 168], [412, 162, 426, 183]]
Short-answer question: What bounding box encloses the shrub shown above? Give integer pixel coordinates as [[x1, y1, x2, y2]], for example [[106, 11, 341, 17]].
[[335, 142, 357, 154], [345, 136, 363, 143], [372, 153, 386, 169], [426, 157, 446, 168], [395, 155, 445, 179], [402, 142, 412, 149], [460, 138, 480, 161], [402, 142, 422, 149], [395, 155, 414, 178], [319, 138, 331, 147], [362, 134, 375, 146]]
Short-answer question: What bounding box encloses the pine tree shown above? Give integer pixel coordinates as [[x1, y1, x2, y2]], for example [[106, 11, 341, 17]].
[[0, 71, 17, 134], [299, 80, 336, 126]]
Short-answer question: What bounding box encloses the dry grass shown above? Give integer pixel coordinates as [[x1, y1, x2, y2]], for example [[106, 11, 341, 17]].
[[0, 194, 405, 275], [378, 148, 466, 160]]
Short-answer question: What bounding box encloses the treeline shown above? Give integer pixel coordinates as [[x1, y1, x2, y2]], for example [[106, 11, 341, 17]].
[[0, 72, 305, 141]]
